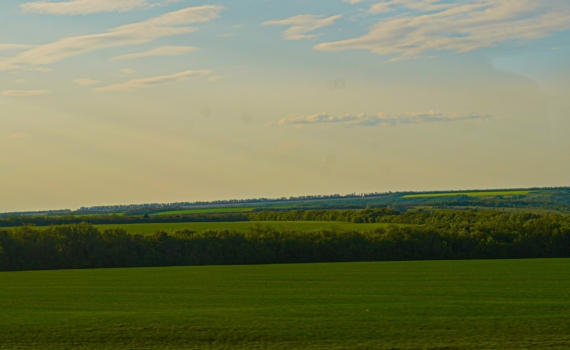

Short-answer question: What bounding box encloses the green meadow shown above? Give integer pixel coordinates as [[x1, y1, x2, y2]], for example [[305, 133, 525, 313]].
[[94, 221, 400, 234], [1, 259, 568, 349], [403, 190, 537, 198], [150, 207, 255, 216]]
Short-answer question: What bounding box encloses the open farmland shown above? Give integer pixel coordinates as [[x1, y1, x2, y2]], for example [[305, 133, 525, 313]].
[[403, 190, 539, 199], [94, 221, 402, 235], [150, 207, 256, 216], [1, 258, 568, 349]]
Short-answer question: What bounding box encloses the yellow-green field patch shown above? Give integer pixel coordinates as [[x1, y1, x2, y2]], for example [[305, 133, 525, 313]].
[[403, 190, 537, 199], [150, 207, 255, 216]]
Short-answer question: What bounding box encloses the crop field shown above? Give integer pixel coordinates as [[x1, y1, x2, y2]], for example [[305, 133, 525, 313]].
[[403, 190, 537, 198], [150, 207, 255, 216], [94, 221, 400, 234], [1, 258, 568, 349]]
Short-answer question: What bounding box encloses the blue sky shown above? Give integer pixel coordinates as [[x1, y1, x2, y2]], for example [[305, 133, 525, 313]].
[[1, 0, 570, 211]]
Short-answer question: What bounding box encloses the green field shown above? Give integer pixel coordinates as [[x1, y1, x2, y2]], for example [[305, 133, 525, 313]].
[[151, 207, 255, 216], [95, 221, 400, 234], [403, 190, 536, 198], [1, 259, 568, 349]]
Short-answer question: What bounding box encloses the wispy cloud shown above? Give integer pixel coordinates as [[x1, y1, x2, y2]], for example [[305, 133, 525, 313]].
[[0, 62, 21, 71], [20, 0, 180, 15], [316, 0, 570, 60], [0, 5, 223, 69], [2, 90, 50, 97], [0, 44, 33, 51], [94, 69, 210, 92], [278, 111, 495, 127], [112, 45, 198, 60], [263, 14, 342, 40], [6, 133, 31, 140], [368, 0, 451, 14], [73, 78, 101, 86]]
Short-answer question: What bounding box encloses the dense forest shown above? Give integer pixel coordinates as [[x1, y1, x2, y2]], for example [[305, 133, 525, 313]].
[[1, 211, 569, 271]]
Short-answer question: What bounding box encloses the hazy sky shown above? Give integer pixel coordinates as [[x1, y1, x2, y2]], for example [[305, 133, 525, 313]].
[[1, 0, 570, 212]]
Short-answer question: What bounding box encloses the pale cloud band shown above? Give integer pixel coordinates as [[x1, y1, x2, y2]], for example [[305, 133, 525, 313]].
[[0, 44, 33, 51], [2, 90, 50, 97], [317, 0, 570, 60], [367, 0, 452, 14], [94, 69, 211, 92], [279, 111, 495, 127], [112, 46, 198, 60], [0, 5, 223, 69], [6, 133, 31, 140], [262, 14, 342, 40], [20, 0, 180, 16]]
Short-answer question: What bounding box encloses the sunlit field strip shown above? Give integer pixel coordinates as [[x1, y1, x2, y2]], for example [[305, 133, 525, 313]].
[[403, 190, 537, 198], [150, 207, 256, 216]]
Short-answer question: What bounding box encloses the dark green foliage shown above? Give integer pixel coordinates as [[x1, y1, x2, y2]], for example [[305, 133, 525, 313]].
[[249, 208, 399, 223], [1, 210, 569, 271], [0, 209, 400, 228], [0, 212, 250, 228]]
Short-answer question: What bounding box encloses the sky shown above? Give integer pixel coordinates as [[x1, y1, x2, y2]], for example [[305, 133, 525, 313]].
[[1, 0, 570, 212]]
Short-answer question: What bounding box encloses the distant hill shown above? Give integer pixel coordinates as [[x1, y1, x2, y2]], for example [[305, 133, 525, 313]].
[[2, 187, 569, 218]]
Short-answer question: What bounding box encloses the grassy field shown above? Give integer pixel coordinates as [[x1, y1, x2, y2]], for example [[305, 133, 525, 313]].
[[1, 259, 568, 349], [95, 221, 400, 234], [150, 207, 255, 216], [403, 190, 537, 198]]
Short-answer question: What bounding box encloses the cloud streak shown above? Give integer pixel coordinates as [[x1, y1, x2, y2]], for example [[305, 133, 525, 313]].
[[2, 90, 50, 97], [279, 111, 495, 127], [0, 44, 33, 51], [112, 45, 198, 60], [20, 0, 180, 15], [368, 0, 451, 14], [6, 133, 31, 140], [0, 5, 223, 69], [316, 0, 570, 60], [94, 70, 210, 92], [263, 14, 342, 40]]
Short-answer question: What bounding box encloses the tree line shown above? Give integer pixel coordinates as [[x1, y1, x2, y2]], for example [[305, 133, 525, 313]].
[[0, 208, 404, 228], [0, 213, 249, 228], [249, 208, 400, 223], [1, 210, 569, 271], [2, 208, 570, 229], [0, 209, 398, 227]]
